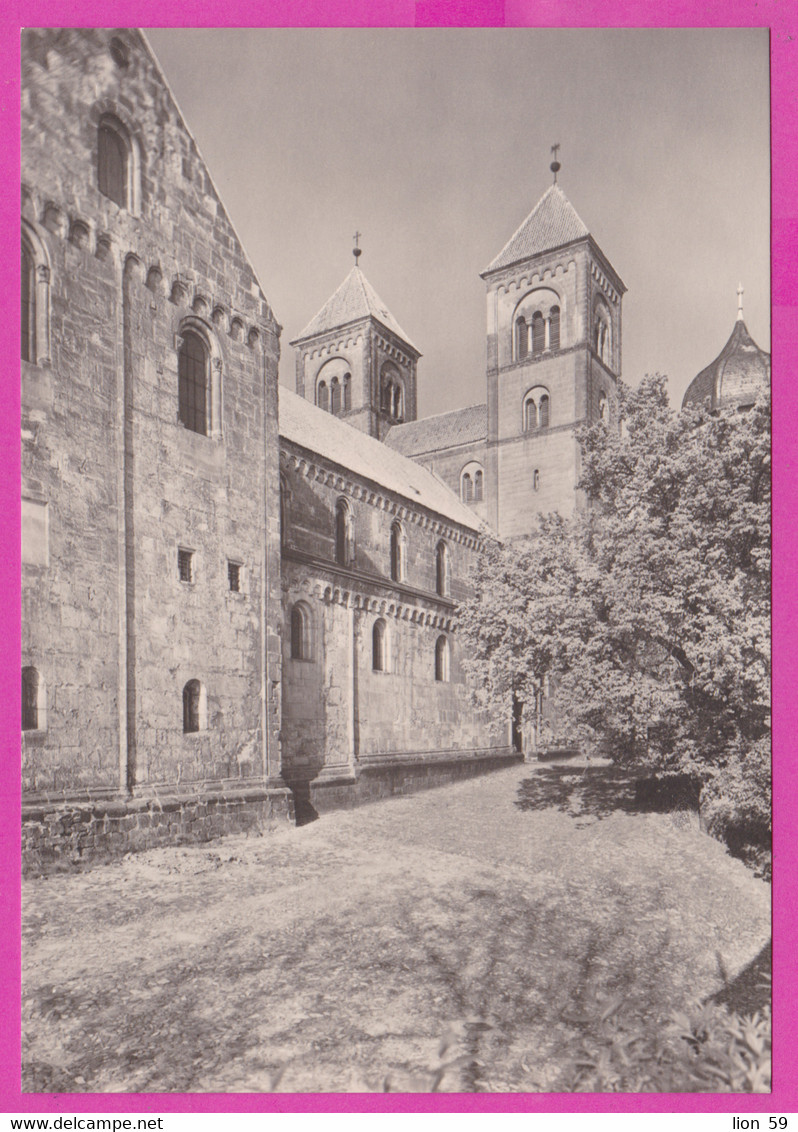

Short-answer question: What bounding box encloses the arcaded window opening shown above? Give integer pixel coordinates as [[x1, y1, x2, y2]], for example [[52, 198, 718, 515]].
[[474, 469, 483, 501], [512, 287, 563, 361], [317, 379, 329, 412], [523, 387, 551, 432]]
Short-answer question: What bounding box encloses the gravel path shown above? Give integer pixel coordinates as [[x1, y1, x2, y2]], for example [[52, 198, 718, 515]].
[[22, 762, 770, 1093]]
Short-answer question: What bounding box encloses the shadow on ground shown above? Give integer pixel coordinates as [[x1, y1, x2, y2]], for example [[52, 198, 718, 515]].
[[515, 764, 699, 822], [709, 940, 771, 1016]]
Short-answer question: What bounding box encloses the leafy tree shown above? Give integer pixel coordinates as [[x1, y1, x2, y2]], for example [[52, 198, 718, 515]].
[[458, 376, 770, 819]]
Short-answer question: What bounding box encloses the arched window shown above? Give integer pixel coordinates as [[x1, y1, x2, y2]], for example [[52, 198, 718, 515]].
[[335, 498, 354, 567], [21, 243, 34, 363], [533, 469, 540, 492], [549, 306, 560, 351], [461, 472, 473, 502], [598, 392, 608, 423], [435, 636, 450, 683], [390, 521, 406, 583], [436, 540, 450, 597], [317, 379, 329, 412], [21, 222, 51, 366], [98, 116, 129, 208], [343, 373, 351, 411], [532, 311, 545, 356], [290, 602, 312, 660], [22, 667, 43, 731], [183, 679, 207, 733], [516, 316, 528, 361], [523, 388, 551, 432], [178, 330, 209, 435], [331, 376, 341, 415], [372, 619, 388, 672], [474, 469, 483, 502]]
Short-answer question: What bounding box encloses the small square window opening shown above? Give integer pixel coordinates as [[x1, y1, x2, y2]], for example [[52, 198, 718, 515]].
[[228, 561, 241, 592], [178, 548, 193, 583]]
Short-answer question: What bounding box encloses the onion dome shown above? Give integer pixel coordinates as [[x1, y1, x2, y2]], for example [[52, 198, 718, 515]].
[[682, 289, 770, 411]]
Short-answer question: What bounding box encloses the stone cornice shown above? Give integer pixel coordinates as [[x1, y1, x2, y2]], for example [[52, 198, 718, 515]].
[[280, 443, 481, 549]]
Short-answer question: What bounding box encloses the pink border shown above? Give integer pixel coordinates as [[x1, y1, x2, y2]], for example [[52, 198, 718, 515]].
[[4, 0, 793, 1114]]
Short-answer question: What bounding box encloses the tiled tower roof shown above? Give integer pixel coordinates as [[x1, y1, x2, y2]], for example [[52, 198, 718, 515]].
[[290, 265, 418, 353], [682, 318, 770, 412], [482, 184, 590, 275]]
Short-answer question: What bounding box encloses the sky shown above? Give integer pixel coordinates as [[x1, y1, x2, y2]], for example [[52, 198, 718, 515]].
[[146, 28, 770, 416]]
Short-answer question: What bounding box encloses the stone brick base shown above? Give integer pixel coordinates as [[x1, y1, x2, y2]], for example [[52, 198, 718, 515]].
[[289, 748, 520, 818], [22, 782, 294, 875]]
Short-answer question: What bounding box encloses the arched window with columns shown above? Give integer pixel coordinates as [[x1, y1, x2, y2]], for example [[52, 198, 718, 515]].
[[532, 311, 545, 355], [317, 379, 329, 412], [516, 316, 528, 360], [549, 306, 560, 351], [523, 387, 551, 432], [331, 376, 341, 415], [511, 287, 563, 362]]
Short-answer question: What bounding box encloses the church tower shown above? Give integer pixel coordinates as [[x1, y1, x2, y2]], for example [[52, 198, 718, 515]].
[[480, 163, 626, 537], [290, 243, 420, 440]]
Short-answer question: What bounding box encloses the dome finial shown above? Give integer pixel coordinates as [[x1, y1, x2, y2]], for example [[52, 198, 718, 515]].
[[737, 282, 744, 322], [353, 229, 362, 265], [550, 142, 561, 184]]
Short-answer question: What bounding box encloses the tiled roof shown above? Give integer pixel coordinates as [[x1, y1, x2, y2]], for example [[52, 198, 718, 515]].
[[279, 389, 480, 531], [290, 266, 418, 352], [682, 319, 771, 411], [385, 403, 487, 456], [483, 184, 590, 275]]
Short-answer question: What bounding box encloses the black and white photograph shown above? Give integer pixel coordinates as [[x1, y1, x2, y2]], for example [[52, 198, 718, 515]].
[[20, 26, 771, 1096]]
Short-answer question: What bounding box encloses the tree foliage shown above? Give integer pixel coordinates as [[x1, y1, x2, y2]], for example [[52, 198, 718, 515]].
[[458, 376, 770, 807]]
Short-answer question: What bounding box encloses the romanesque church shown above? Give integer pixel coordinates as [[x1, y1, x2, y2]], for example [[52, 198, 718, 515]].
[[20, 28, 769, 866]]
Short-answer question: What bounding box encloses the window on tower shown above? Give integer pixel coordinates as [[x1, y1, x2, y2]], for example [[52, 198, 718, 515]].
[[523, 387, 551, 432]]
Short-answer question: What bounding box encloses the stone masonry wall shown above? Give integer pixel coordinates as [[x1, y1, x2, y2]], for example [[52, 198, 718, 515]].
[[21, 28, 283, 799]]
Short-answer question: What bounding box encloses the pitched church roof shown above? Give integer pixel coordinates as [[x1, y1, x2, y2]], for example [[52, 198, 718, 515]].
[[385, 403, 487, 457], [290, 266, 418, 353], [682, 312, 770, 412], [279, 389, 480, 531], [482, 184, 590, 275]]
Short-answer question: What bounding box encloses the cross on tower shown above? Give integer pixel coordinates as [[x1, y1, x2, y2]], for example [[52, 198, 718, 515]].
[[737, 282, 744, 321], [550, 143, 561, 184], [353, 231, 362, 263]]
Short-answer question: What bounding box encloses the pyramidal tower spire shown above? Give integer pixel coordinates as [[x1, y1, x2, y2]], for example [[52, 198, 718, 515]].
[[290, 239, 421, 439]]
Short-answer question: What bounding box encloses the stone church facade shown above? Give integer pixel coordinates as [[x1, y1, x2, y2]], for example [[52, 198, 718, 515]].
[[23, 28, 766, 868]]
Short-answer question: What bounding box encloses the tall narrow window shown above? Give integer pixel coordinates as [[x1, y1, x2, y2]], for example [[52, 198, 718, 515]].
[[390, 521, 406, 583], [549, 306, 560, 351], [317, 380, 329, 412], [533, 469, 540, 492], [435, 636, 450, 682], [474, 470, 483, 501], [228, 561, 241, 592], [372, 619, 388, 672], [516, 316, 528, 360], [335, 498, 353, 567], [290, 603, 311, 660], [598, 393, 608, 423], [532, 311, 545, 355], [21, 243, 34, 363], [22, 667, 40, 731], [343, 373, 351, 411], [178, 331, 209, 435], [178, 548, 194, 583], [436, 541, 450, 597], [183, 679, 205, 733], [462, 473, 473, 502], [98, 118, 128, 207], [331, 376, 341, 415], [524, 398, 535, 432], [539, 393, 550, 429]]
